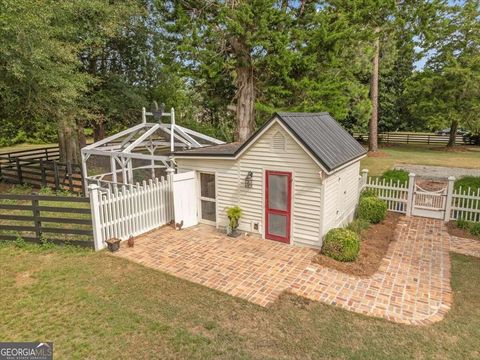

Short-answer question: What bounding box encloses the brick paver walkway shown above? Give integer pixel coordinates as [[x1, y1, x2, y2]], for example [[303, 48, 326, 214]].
[[113, 216, 479, 325], [114, 225, 315, 307], [291, 217, 452, 325]]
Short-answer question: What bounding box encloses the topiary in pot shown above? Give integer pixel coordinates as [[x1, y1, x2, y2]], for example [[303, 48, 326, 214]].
[[357, 196, 387, 224], [226, 205, 242, 237], [322, 228, 360, 262]]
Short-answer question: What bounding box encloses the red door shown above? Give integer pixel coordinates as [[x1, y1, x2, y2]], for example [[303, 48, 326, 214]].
[[265, 170, 291, 243]]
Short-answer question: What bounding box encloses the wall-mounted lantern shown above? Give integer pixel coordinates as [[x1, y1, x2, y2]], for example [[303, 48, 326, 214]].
[[245, 171, 253, 188]]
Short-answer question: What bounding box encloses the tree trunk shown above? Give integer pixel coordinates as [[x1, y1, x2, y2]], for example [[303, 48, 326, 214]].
[[447, 120, 458, 148], [93, 120, 105, 142], [235, 66, 255, 142], [58, 116, 81, 163], [77, 119, 87, 149], [369, 34, 380, 152]]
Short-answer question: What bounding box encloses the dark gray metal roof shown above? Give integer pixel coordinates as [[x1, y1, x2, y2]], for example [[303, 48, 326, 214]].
[[275, 112, 366, 172], [174, 112, 366, 172]]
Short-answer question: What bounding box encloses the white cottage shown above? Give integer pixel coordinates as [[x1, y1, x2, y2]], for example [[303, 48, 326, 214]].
[[174, 112, 366, 249]]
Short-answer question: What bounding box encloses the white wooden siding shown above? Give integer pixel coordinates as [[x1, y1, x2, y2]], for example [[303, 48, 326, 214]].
[[177, 123, 325, 248], [321, 161, 360, 238]]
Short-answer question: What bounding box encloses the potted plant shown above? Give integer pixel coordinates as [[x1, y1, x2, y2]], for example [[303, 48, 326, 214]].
[[226, 205, 242, 237], [106, 238, 121, 252]]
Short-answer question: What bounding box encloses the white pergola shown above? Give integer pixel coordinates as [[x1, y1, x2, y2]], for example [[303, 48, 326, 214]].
[[81, 107, 224, 190]]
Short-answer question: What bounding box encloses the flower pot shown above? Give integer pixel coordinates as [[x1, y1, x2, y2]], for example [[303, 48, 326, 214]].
[[106, 238, 121, 252]]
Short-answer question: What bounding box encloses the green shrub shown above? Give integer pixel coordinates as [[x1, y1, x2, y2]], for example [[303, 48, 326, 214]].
[[455, 176, 480, 192], [358, 197, 387, 224], [360, 189, 377, 199], [470, 223, 480, 237], [346, 218, 370, 234], [322, 228, 360, 262], [456, 218, 470, 230], [380, 169, 409, 185]]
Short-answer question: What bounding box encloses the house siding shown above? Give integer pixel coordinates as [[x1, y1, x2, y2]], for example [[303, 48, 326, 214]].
[[176, 122, 324, 248], [321, 161, 361, 241]]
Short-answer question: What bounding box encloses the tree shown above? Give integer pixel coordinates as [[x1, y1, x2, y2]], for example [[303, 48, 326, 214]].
[[406, 0, 480, 147], [156, 0, 297, 141], [0, 0, 91, 162]]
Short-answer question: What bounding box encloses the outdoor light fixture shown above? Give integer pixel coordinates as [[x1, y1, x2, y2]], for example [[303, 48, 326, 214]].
[[245, 171, 253, 188]]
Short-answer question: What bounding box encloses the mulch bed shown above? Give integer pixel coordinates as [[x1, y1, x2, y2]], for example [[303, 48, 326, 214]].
[[367, 150, 389, 158], [446, 221, 479, 241], [313, 212, 402, 277]]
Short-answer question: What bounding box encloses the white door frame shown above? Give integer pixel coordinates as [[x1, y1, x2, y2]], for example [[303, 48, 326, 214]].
[[197, 171, 217, 226]]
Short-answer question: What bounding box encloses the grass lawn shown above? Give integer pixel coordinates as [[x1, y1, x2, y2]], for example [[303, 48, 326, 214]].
[[0, 244, 479, 359], [361, 144, 480, 176], [0, 143, 58, 154]]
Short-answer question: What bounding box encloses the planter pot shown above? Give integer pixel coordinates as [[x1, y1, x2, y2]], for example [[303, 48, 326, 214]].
[[227, 228, 242, 238], [106, 238, 121, 252]]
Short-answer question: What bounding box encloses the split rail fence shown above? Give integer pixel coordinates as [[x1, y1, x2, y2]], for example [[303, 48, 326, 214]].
[[89, 177, 174, 250], [354, 133, 465, 145], [359, 170, 480, 222], [0, 193, 93, 247], [0, 146, 84, 194]]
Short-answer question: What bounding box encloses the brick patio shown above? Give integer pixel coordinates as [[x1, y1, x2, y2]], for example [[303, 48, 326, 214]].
[[113, 216, 479, 325]]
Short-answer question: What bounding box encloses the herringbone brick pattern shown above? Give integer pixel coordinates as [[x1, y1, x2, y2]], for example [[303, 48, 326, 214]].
[[113, 217, 479, 325]]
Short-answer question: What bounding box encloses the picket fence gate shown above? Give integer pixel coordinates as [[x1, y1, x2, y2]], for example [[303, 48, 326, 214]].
[[89, 177, 174, 250], [359, 170, 480, 223]]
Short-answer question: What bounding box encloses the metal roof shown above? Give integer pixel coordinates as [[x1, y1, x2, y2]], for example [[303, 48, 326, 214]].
[[174, 112, 366, 172], [275, 112, 366, 172]]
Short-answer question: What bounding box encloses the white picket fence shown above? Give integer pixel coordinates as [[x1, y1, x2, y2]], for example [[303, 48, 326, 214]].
[[89, 177, 174, 250], [361, 176, 409, 213], [450, 187, 480, 222], [359, 170, 480, 222]]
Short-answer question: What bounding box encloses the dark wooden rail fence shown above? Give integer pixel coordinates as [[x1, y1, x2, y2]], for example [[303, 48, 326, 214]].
[[0, 193, 93, 247], [0, 146, 84, 194], [354, 133, 465, 145]]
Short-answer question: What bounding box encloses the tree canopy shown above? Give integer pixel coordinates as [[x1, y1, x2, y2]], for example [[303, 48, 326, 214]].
[[0, 0, 478, 156]]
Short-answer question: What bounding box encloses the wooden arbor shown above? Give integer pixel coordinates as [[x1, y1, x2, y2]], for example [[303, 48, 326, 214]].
[[81, 107, 224, 191]]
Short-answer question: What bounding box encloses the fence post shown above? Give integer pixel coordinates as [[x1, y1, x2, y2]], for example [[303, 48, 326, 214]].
[[359, 169, 369, 195], [40, 159, 47, 187], [32, 194, 42, 242], [444, 176, 455, 222], [53, 160, 60, 190], [15, 157, 23, 185], [45, 148, 49, 161], [89, 184, 104, 251], [67, 161, 73, 192], [406, 173, 416, 216]]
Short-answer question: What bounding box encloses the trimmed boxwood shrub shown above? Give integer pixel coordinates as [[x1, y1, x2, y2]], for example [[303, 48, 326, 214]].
[[358, 196, 387, 224], [380, 169, 409, 185], [322, 228, 360, 262], [360, 188, 377, 199]]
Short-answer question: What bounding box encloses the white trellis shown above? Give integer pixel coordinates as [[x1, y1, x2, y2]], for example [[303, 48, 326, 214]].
[[81, 106, 224, 192]]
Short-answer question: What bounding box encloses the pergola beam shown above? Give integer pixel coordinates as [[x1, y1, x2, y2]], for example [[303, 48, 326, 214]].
[[83, 123, 153, 150], [84, 148, 171, 161], [166, 124, 225, 145], [124, 124, 161, 153]]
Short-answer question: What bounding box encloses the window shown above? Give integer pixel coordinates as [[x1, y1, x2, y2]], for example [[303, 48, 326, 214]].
[[199, 173, 216, 223]]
